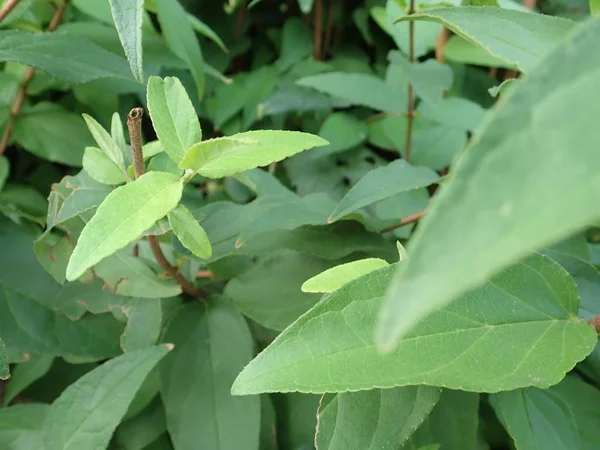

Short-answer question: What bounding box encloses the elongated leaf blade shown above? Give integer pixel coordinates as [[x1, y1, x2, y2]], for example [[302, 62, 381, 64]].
[[316, 386, 440, 449], [82, 114, 125, 168], [155, 0, 205, 99], [66, 172, 184, 281], [109, 0, 144, 82], [0, 339, 8, 380], [377, 17, 600, 351], [395, 7, 576, 73], [168, 205, 212, 259], [302, 258, 389, 293], [43, 345, 170, 450], [147, 76, 202, 164], [329, 160, 439, 222], [179, 131, 328, 178], [83, 147, 127, 185], [0, 31, 134, 83], [232, 256, 596, 395], [160, 301, 260, 449], [3, 356, 53, 405]]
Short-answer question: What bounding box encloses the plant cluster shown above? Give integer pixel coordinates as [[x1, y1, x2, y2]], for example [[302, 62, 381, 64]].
[[0, 0, 599, 449]]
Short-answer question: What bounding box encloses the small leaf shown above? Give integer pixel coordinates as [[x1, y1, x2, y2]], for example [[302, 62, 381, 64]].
[[232, 256, 596, 395], [83, 147, 127, 185], [155, 0, 205, 99], [3, 356, 53, 406], [297, 72, 404, 113], [0, 30, 134, 83], [0, 156, 9, 192], [147, 76, 202, 164], [377, 17, 600, 350], [109, 0, 145, 82], [160, 301, 260, 450], [316, 386, 440, 450], [167, 205, 212, 259], [0, 339, 8, 380], [43, 345, 171, 450], [329, 159, 439, 222], [302, 258, 389, 293], [82, 113, 125, 168], [66, 172, 184, 281], [179, 130, 328, 178], [395, 7, 576, 73]]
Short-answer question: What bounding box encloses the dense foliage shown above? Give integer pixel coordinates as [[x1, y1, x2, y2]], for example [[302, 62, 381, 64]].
[[0, 0, 599, 449]]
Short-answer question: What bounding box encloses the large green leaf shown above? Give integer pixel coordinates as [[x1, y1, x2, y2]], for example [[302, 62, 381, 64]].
[[377, 17, 600, 350], [0, 404, 48, 448], [297, 72, 404, 113], [396, 7, 576, 73], [43, 345, 170, 450], [155, 0, 205, 99], [329, 160, 439, 222], [179, 130, 329, 178], [66, 172, 184, 281], [147, 76, 202, 164], [13, 103, 94, 167], [316, 386, 441, 449], [167, 205, 212, 259], [0, 31, 134, 83], [232, 256, 596, 395], [109, 0, 144, 82], [160, 301, 260, 450]]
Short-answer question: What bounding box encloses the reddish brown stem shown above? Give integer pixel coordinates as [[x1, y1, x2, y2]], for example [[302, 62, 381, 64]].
[[0, 0, 20, 24], [586, 316, 600, 333], [322, 0, 335, 58], [0, 0, 70, 156], [234, 3, 246, 41], [314, 0, 323, 60], [435, 28, 450, 63], [523, 0, 536, 9], [381, 210, 426, 233], [404, 0, 416, 162]]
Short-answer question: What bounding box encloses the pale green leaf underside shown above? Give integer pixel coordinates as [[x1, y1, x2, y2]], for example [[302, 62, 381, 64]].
[[179, 130, 329, 178], [82, 114, 124, 168], [377, 17, 600, 351], [302, 258, 389, 293], [83, 147, 127, 185], [396, 7, 576, 73], [109, 0, 144, 83], [43, 345, 170, 450], [316, 386, 440, 450], [232, 255, 596, 395], [66, 172, 183, 281], [147, 76, 202, 164], [167, 205, 212, 259], [329, 159, 439, 222]]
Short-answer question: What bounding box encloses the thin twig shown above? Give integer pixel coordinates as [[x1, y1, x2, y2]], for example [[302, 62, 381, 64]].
[[403, 0, 416, 162], [322, 0, 335, 58], [126, 108, 206, 301], [127, 108, 145, 179], [381, 210, 426, 233], [234, 2, 246, 41], [314, 0, 323, 60], [435, 27, 450, 63], [586, 316, 600, 333], [0, 0, 70, 156], [523, 0, 536, 9], [0, 0, 20, 24]]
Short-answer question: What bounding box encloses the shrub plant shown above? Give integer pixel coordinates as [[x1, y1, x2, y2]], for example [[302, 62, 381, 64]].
[[0, 0, 599, 449]]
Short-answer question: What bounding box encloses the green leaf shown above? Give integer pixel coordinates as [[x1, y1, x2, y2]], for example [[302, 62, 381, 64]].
[[0, 156, 9, 192], [82, 113, 126, 168], [490, 383, 581, 450], [276, 18, 313, 72], [318, 113, 368, 156], [395, 7, 576, 73], [160, 301, 260, 450], [0, 31, 134, 83], [232, 256, 597, 395], [297, 72, 404, 113], [187, 15, 229, 53], [155, 0, 205, 99], [83, 147, 128, 185], [225, 253, 341, 331], [115, 398, 166, 450], [66, 172, 184, 281], [12, 103, 94, 167], [119, 298, 163, 352], [329, 160, 439, 222], [377, 17, 600, 350], [444, 35, 514, 69], [3, 356, 53, 406], [43, 345, 170, 450], [109, 0, 144, 82], [279, 394, 321, 449], [167, 205, 212, 259], [592, 0, 600, 16], [147, 76, 202, 164], [0, 339, 8, 380], [0, 404, 48, 448], [316, 386, 441, 449], [179, 130, 329, 178], [302, 258, 390, 293]]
